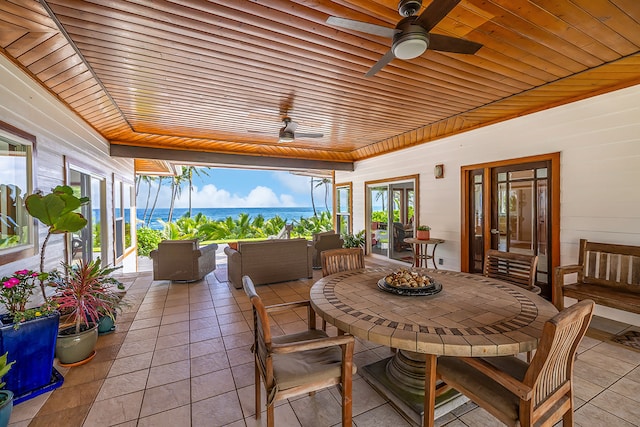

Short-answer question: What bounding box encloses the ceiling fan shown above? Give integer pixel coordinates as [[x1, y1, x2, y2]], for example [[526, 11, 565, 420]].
[[327, 0, 482, 77], [277, 117, 323, 143], [250, 117, 324, 143]]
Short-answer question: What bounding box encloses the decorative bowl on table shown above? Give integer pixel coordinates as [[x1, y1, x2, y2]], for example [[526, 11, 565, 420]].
[[377, 269, 442, 296]]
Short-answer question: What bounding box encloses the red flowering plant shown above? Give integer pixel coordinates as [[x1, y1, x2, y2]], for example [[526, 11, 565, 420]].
[[0, 269, 57, 327]]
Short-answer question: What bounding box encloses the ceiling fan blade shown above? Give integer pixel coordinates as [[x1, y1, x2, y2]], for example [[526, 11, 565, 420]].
[[295, 132, 324, 138], [428, 34, 482, 54], [365, 49, 396, 77], [326, 16, 398, 38], [414, 0, 461, 32]]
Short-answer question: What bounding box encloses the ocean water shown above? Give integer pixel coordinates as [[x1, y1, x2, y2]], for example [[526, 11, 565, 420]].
[[135, 207, 326, 230]]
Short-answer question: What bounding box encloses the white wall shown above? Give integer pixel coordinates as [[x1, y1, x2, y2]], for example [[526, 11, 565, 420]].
[[0, 54, 135, 278], [336, 84, 640, 325]]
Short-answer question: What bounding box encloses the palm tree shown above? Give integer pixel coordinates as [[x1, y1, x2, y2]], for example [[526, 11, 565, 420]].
[[139, 176, 154, 224], [314, 177, 332, 212], [183, 166, 211, 217], [310, 177, 317, 216], [168, 173, 186, 223], [146, 176, 164, 227]]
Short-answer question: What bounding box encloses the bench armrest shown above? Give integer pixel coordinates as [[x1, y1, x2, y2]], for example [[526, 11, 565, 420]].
[[553, 264, 583, 310]]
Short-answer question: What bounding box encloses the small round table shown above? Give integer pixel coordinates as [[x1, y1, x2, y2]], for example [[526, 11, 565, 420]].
[[404, 237, 445, 269]]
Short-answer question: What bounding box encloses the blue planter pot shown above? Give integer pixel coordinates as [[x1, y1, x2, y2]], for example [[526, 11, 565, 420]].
[[0, 312, 64, 404], [0, 390, 13, 427], [97, 313, 116, 335]]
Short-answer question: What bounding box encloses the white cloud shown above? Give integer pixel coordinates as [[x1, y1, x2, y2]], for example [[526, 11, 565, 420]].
[[137, 182, 299, 208]]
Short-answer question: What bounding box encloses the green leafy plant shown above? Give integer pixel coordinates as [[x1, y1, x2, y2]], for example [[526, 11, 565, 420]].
[[25, 185, 89, 300], [0, 352, 15, 390], [137, 227, 164, 257], [342, 230, 366, 248], [417, 225, 431, 231]]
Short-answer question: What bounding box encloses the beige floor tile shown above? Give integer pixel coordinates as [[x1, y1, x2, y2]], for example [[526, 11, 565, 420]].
[[147, 359, 191, 388], [121, 326, 159, 342], [574, 402, 637, 427], [458, 407, 504, 426], [289, 388, 343, 427], [590, 389, 640, 424], [608, 377, 640, 403], [117, 337, 157, 358], [222, 331, 253, 350], [108, 351, 153, 377], [138, 405, 191, 427], [161, 311, 190, 325], [352, 402, 412, 427], [140, 378, 191, 417], [329, 377, 386, 416], [190, 325, 223, 342], [191, 390, 244, 427], [573, 376, 605, 402], [155, 331, 190, 350], [96, 369, 149, 400], [158, 320, 190, 337], [220, 320, 251, 336], [129, 316, 162, 330], [226, 345, 254, 367], [190, 316, 218, 330], [83, 391, 144, 426], [162, 304, 189, 316], [191, 350, 230, 376], [190, 337, 225, 358], [577, 348, 637, 376], [191, 368, 236, 402], [244, 402, 302, 427], [151, 344, 190, 367], [231, 362, 256, 389]]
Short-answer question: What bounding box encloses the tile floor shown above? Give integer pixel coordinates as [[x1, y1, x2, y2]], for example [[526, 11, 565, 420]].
[[8, 258, 640, 427]]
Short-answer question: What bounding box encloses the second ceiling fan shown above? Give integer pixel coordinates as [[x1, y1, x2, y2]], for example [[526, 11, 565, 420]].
[[327, 0, 482, 77]]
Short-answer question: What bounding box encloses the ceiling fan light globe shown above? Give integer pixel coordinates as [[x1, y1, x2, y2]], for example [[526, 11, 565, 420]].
[[393, 38, 428, 59], [279, 130, 295, 143]]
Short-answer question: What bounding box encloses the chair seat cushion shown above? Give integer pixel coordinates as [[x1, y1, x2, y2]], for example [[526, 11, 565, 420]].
[[272, 330, 350, 391], [438, 356, 528, 427]]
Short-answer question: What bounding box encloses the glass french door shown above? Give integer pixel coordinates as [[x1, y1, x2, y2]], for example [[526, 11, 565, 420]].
[[465, 158, 556, 299], [368, 178, 416, 262], [68, 169, 106, 265]]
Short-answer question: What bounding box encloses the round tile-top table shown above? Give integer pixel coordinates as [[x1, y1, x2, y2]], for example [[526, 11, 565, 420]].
[[310, 267, 558, 427], [404, 238, 444, 269]]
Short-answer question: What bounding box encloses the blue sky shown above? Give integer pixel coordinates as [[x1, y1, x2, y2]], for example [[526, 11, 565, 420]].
[[136, 168, 332, 209]]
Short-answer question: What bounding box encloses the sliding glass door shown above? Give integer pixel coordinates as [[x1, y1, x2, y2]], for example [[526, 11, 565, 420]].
[[367, 176, 418, 262], [68, 168, 106, 265]]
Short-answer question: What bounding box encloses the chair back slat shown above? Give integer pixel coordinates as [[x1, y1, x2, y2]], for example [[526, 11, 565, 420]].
[[484, 249, 538, 291], [321, 248, 365, 277], [525, 300, 594, 408], [243, 276, 272, 374]]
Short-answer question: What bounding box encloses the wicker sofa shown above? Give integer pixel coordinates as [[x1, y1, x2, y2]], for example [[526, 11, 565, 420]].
[[224, 238, 313, 288]]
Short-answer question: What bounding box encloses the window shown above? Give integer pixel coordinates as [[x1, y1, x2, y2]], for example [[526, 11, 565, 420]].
[[0, 123, 35, 263], [335, 183, 352, 235]]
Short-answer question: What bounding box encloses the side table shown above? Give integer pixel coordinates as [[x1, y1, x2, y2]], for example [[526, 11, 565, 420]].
[[404, 237, 445, 269]]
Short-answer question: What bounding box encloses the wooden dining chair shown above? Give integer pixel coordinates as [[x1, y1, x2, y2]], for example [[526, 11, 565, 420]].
[[320, 247, 365, 331], [484, 249, 540, 294], [242, 275, 356, 427], [437, 299, 594, 427], [321, 247, 365, 277]]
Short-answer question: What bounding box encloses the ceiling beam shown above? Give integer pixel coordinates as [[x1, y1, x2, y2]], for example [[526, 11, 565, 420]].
[[110, 144, 354, 172]]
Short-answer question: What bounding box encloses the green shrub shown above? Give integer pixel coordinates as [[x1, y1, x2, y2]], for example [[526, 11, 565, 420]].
[[137, 227, 163, 257]]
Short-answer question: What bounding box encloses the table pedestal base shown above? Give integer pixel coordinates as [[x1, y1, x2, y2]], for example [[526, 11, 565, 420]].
[[361, 350, 468, 426]]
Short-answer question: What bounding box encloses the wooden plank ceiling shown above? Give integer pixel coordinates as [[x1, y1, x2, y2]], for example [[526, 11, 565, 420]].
[[1, 0, 639, 169]]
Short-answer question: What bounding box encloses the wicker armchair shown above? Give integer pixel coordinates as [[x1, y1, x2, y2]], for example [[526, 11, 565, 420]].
[[150, 239, 217, 282]]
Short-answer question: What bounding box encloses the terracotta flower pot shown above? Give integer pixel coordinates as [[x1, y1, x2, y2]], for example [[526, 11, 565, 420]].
[[416, 230, 430, 240]]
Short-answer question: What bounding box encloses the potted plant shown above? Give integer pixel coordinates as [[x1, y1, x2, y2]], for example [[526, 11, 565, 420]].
[[342, 230, 366, 248], [0, 352, 15, 427], [0, 270, 61, 403], [52, 259, 122, 365], [416, 225, 431, 240]]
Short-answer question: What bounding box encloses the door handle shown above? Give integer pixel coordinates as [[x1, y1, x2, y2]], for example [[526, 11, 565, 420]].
[[490, 228, 500, 235]]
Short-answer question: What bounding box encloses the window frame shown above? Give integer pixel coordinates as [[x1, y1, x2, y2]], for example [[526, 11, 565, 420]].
[[113, 175, 136, 262], [0, 121, 37, 265], [334, 182, 353, 235]]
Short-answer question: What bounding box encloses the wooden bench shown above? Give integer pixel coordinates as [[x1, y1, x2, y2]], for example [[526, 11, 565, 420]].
[[553, 239, 640, 312]]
